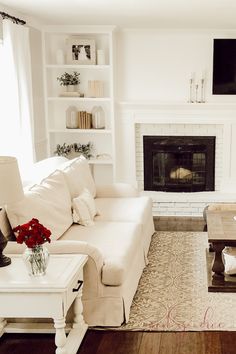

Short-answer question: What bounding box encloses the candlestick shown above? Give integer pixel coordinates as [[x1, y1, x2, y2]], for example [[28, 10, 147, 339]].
[[188, 78, 194, 103], [195, 84, 199, 103], [200, 78, 205, 103]]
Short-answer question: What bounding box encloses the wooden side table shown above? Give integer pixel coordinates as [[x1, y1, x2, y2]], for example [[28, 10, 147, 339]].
[[0, 254, 88, 354]]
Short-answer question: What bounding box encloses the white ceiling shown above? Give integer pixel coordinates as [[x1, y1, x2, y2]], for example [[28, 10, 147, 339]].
[[1, 0, 236, 29]]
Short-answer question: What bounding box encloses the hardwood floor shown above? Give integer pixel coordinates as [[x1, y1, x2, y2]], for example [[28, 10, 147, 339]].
[[1, 329, 236, 354], [78, 330, 236, 354], [153, 216, 206, 232], [1, 216, 235, 354]]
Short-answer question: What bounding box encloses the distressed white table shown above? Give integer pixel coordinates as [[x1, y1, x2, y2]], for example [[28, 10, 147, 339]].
[[0, 254, 88, 354]]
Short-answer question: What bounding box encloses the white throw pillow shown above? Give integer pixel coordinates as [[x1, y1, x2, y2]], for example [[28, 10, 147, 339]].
[[72, 197, 94, 226], [60, 156, 96, 199], [79, 188, 97, 218], [223, 247, 236, 275], [6, 170, 73, 240], [72, 189, 98, 226]]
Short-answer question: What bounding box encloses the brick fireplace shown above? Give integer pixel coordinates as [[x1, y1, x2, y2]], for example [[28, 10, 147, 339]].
[[118, 102, 236, 216], [136, 123, 223, 193]]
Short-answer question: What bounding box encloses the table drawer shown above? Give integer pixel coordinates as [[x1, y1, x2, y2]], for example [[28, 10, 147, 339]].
[[66, 269, 84, 310]]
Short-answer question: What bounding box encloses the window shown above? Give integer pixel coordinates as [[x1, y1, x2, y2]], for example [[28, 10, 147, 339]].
[[0, 38, 20, 158], [0, 21, 35, 180]]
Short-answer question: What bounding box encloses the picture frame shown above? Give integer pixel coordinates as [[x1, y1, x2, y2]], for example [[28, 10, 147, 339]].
[[66, 37, 96, 65]]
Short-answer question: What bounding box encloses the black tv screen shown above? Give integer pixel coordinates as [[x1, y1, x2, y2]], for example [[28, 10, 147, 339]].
[[213, 39, 236, 95]]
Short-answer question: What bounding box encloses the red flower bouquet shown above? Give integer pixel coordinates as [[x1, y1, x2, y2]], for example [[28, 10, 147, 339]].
[[13, 219, 51, 276], [13, 218, 51, 248]]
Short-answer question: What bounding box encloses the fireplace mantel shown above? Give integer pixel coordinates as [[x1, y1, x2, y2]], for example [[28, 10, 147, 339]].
[[119, 101, 236, 111], [118, 101, 236, 124]]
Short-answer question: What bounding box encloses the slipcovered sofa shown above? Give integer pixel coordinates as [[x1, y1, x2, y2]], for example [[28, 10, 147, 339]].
[[2, 156, 155, 326]]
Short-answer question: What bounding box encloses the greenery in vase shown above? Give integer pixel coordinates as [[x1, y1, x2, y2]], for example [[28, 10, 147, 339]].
[[57, 71, 80, 86], [54, 142, 93, 159]]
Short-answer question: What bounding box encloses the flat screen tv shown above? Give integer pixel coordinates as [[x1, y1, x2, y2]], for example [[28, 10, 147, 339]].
[[212, 39, 236, 95]]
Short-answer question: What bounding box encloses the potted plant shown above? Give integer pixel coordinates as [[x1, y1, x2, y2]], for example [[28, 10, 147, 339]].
[[57, 71, 80, 92], [54, 142, 93, 159]]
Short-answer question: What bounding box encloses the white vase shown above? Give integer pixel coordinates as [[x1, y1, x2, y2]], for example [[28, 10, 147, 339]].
[[91, 106, 105, 129], [66, 84, 79, 93], [66, 106, 78, 128], [67, 85, 75, 92]]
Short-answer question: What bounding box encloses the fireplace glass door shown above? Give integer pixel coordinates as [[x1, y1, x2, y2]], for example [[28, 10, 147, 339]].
[[143, 136, 215, 192]]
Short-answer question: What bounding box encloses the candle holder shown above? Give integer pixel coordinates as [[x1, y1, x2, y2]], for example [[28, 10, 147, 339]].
[[195, 84, 199, 103], [200, 78, 205, 103], [188, 78, 194, 103]]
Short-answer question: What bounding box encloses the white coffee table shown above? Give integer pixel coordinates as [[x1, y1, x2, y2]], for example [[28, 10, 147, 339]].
[[0, 254, 88, 354]]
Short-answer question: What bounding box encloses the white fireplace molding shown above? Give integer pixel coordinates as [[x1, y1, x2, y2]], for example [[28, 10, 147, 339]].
[[117, 102, 236, 216]]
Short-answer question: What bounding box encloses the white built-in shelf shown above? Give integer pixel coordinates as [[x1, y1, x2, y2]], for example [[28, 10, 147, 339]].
[[46, 64, 110, 70], [88, 159, 113, 165], [48, 97, 111, 102], [43, 25, 115, 184], [49, 129, 112, 134]]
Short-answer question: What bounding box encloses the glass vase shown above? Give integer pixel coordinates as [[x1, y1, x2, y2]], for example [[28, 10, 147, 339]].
[[23, 245, 49, 276]]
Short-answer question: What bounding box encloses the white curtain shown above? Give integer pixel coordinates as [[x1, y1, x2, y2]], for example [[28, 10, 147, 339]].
[[0, 19, 35, 179]]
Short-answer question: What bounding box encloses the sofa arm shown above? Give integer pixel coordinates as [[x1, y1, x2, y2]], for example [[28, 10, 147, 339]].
[[96, 183, 139, 198], [5, 240, 103, 271], [5, 240, 104, 297]]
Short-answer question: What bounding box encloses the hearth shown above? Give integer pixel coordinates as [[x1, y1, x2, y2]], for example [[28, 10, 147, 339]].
[[143, 136, 215, 192]]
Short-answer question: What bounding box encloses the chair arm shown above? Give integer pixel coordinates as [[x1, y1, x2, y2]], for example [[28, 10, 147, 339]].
[[207, 203, 236, 211], [96, 183, 139, 198]]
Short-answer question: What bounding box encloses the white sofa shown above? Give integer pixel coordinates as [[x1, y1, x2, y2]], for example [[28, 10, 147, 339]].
[[2, 156, 155, 326]]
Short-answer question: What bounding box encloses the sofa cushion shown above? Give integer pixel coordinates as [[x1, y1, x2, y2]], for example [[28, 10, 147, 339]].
[[23, 156, 69, 187], [59, 156, 96, 198], [60, 221, 142, 286], [95, 196, 151, 224], [6, 171, 73, 240]]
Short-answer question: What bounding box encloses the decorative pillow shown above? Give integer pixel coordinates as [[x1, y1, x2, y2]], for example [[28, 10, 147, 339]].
[[72, 197, 94, 226], [59, 156, 96, 199], [6, 170, 73, 240], [72, 189, 98, 226]]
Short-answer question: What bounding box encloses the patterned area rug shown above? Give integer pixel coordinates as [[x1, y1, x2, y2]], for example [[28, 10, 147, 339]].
[[118, 231, 236, 331]]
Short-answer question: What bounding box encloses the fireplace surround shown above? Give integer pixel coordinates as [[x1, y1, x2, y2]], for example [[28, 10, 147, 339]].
[[118, 102, 236, 216], [143, 136, 215, 192]]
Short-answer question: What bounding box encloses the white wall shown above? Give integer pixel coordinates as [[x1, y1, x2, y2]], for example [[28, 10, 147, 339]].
[[115, 28, 236, 189], [116, 29, 236, 103]]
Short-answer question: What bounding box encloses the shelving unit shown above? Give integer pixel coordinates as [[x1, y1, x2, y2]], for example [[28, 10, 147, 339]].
[[42, 25, 116, 183]]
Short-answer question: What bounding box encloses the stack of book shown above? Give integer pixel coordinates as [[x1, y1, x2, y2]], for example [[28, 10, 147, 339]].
[[78, 111, 92, 129], [88, 80, 104, 97], [60, 92, 81, 97]]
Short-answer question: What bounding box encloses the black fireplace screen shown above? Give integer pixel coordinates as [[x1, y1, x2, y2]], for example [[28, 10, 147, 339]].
[[143, 136, 215, 192]]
